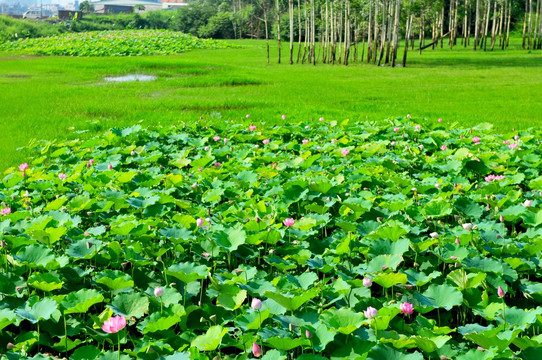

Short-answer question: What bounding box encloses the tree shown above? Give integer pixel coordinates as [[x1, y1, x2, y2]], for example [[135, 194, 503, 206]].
[[79, 0, 94, 14]]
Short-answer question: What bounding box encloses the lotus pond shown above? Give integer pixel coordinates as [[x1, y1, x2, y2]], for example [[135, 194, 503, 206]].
[[1, 117, 542, 360], [0, 30, 233, 56]]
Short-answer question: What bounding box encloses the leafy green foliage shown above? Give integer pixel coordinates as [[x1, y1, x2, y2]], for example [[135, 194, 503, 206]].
[[0, 30, 234, 56], [0, 117, 540, 359]]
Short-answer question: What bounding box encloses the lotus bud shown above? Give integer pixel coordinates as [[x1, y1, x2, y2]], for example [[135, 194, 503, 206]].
[[252, 342, 262, 357], [154, 287, 164, 297]]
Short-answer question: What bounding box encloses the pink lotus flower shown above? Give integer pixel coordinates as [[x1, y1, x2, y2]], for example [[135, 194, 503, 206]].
[[213, 136, 220, 141], [252, 342, 262, 357], [196, 218, 205, 227], [472, 136, 481, 143], [331, 139, 336, 144], [455, 238, 460, 244], [400, 302, 414, 315], [102, 315, 126, 333], [302, 139, 309, 144], [249, 125, 257, 131], [283, 218, 295, 227], [363, 306, 378, 319], [251, 298, 262, 310], [214, 162, 221, 167], [500, 215, 504, 222], [414, 125, 420, 131], [441, 145, 447, 150], [407, 114, 411, 118], [154, 287, 164, 297], [281, 114, 287, 120], [246, 114, 250, 118], [498, 286, 505, 298], [393, 127, 400, 132], [391, 141, 396, 146], [363, 278, 372, 287], [341, 149, 349, 157], [202, 252, 211, 258], [523, 200, 532, 207], [305, 330, 312, 338], [204, 146, 210, 151], [130, 151, 136, 156], [319, 117, 324, 121], [1, 207, 11, 216], [18, 163, 28, 172], [462, 223, 473, 231], [509, 143, 518, 150], [419, 145, 424, 150], [108, 164, 113, 170], [262, 139, 270, 145], [514, 135, 520, 140], [503, 140, 510, 144], [438, 118, 443, 122], [485, 174, 505, 182], [59, 173, 67, 180]]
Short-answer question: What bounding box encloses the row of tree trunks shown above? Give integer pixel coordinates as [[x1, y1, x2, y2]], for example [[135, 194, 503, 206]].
[[263, 0, 540, 67]]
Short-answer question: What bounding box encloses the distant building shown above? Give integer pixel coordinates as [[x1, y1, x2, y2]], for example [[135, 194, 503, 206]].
[[161, 0, 188, 10], [90, 0, 161, 14]]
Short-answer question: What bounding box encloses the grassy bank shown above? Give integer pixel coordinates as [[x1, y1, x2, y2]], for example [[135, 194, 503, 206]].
[[1, 37, 541, 170]]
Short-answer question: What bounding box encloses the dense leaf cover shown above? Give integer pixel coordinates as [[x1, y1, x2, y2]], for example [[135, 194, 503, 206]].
[[1, 117, 542, 359], [0, 30, 233, 56]]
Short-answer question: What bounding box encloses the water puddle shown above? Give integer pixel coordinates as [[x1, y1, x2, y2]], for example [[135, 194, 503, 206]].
[[104, 74, 157, 83]]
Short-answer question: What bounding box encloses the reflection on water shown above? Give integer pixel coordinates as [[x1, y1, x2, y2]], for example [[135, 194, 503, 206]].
[[104, 74, 157, 83]]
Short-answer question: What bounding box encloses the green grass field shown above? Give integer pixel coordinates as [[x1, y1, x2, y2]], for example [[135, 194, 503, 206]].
[[1, 37, 542, 171]]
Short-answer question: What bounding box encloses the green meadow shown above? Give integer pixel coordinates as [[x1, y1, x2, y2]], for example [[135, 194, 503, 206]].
[[1, 38, 541, 170]]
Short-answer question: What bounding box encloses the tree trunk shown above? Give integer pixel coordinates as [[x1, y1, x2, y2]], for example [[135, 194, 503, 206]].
[[289, 0, 294, 64], [374, 2, 379, 63], [403, 13, 413, 67], [276, 0, 281, 63], [311, 0, 315, 65], [533, 0, 540, 48], [490, 0, 497, 50], [391, 0, 401, 67], [384, 1, 393, 64], [343, 0, 350, 65], [523, 0, 528, 48], [302, 0, 308, 63], [367, 3, 372, 63], [506, 0, 511, 48], [297, 0, 302, 62], [378, 1, 387, 65], [474, 0, 481, 50], [323, 0, 329, 62], [482, 0, 491, 51], [264, 10, 270, 64], [463, 0, 470, 48], [527, 0, 533, 50], [419, 11, 424, 54], [449, 0, 454, 47]]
